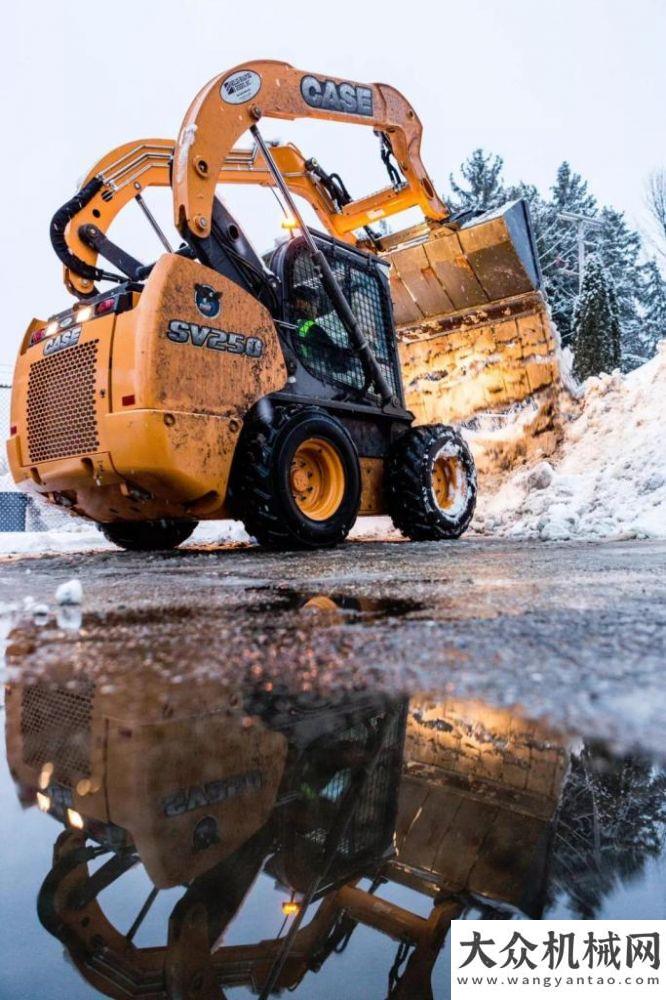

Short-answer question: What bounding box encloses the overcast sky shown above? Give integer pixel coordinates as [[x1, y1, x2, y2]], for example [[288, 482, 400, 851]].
[[2, 0, 664, 369]]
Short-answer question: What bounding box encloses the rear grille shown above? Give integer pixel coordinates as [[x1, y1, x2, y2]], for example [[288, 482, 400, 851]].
[[27, 340, 100, 462], [21, 681, 94, 787]]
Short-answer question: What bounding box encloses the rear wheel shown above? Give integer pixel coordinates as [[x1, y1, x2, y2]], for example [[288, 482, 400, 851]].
[[386, 424, 477, 540], [229, 405, 361, 549], [100, 518, 197, 552]]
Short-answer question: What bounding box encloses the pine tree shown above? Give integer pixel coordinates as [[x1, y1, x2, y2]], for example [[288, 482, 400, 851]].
[[550, 746, 666, 919], [550, 161, 597, 215], [572, 254, 622, 380], [447, 149, 506, 213], [637, 260, 666, 358], [596, 206, 642, 365], [445, 153, 650, 361], [540, 163, 599, 346]]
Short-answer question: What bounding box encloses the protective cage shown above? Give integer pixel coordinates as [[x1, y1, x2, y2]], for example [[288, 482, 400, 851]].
[[275, 704, 407, 894], [285, 238, 401, 400]]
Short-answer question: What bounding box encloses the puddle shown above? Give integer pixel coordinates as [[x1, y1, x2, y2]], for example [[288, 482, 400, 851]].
[[247, 586, 426, 623], [1, 604, 665, 998]]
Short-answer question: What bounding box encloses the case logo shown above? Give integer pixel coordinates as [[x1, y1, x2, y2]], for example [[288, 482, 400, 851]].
[[163, 770, 263, 817], [300, 75, 373, 116], [43, 326, 81, 356], [194, 283, 222, 318]]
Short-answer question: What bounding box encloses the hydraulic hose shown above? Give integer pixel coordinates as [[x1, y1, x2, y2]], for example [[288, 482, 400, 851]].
[[49, 177, 120, 287]]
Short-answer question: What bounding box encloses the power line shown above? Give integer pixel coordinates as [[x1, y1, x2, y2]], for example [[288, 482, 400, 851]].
[[557, 212, 605, 292]]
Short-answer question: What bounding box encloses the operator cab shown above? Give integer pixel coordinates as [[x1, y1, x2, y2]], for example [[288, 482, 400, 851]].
[[269, 231, 405, 411]]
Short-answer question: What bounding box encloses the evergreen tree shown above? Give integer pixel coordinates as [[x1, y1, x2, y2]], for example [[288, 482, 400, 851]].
[[549, 745, 666, 919], [540, 163, 599, 346], [637, 260, 666, 358], [550, 161, 597, 215], [506, 163, 600, 347], [597, 206, 642, 364], [446, 152, 652, 362], [572, 253, 622, 380], [447, 148, 506, 213]]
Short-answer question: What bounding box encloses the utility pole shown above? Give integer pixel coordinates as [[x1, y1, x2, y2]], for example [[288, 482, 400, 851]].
[[558, 212, 605, 293]]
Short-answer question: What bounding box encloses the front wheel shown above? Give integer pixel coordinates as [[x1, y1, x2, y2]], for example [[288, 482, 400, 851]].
[[100, 518, 197, 552], [229, 405, 361, 550], [386, 425, 477, 541]]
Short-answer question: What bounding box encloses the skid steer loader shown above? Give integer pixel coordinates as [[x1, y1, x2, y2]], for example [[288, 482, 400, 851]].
[[7, 60, 550, 551]]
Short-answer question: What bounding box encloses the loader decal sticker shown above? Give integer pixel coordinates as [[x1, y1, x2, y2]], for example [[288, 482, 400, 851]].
[[194, 283, 222, 318], [300, 75, 373, 116], [220, 69, 261, 105], [162, 770, 264, 817], [167, 319, 265, 357], [43, 326, 81, 356]]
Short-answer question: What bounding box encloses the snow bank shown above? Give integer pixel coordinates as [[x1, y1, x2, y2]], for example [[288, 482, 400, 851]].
[[473, 343, 666, 541]]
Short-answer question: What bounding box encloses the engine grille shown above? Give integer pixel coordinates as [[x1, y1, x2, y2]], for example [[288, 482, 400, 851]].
[[21, 681, 94, 787], [27, 340, 100, 463]]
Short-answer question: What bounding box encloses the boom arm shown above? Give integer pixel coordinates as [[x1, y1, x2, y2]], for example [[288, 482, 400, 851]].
[[173, 59, 448, 242], [58, 61, 450, 297], [59, 138, 350, 297]]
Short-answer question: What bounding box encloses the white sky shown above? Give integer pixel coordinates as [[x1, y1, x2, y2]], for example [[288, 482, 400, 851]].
[[2, 0, 664, 368]]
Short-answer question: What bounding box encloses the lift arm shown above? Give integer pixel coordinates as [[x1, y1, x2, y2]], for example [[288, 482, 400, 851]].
[[172, 59, 448, 243], [58, 63, 450, 297], [58, 138, 350, 297]]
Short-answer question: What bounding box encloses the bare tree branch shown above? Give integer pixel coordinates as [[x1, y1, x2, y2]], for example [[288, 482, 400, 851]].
[[645, 169, 666, 259]]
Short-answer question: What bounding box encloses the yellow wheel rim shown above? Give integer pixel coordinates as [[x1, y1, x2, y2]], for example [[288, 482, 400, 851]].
[[432, 453, 464, 511], [302, 594, 340, 612], [290, 437, 345, 522]]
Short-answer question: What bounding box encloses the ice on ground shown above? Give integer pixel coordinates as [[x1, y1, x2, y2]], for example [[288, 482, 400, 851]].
[[473, 342, 666, 541]]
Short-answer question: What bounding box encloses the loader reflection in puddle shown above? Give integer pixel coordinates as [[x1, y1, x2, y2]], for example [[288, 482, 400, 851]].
[[5, 607, 665, 998]]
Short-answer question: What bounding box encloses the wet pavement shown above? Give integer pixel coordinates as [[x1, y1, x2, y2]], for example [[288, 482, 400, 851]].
[[0, 536, 665, 997]]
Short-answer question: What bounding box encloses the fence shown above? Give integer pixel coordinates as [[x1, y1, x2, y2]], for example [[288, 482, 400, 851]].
[[0, 368, 74, 532]]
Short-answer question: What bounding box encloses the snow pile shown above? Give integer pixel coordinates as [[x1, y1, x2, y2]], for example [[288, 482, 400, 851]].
[[55, 578, 83, 605], [474, 343, 666, 541]]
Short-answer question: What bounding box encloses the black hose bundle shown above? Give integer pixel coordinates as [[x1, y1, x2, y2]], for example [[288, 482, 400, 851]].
[[49, 176, 117, 288]]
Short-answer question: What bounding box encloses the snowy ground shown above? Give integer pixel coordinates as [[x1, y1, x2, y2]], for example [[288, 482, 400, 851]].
[[473, 342, 666, 541], [0, 345, 663, 555], [0, 515, 402, 556]]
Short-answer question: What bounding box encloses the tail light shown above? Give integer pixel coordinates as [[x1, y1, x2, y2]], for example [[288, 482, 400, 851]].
[[29, 328, 46, 346], [31, 289, 135, 349], [95, 297, 115, 316]]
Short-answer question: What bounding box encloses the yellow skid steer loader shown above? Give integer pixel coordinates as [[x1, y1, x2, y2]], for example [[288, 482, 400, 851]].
[[8, 60, 554, 551]]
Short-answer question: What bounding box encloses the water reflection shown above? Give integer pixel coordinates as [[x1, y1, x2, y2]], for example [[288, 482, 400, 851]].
[[3, 603, 665, 999]]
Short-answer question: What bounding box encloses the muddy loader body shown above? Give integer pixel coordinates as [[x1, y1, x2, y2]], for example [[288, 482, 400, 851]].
[[8, 60, 553, 550]]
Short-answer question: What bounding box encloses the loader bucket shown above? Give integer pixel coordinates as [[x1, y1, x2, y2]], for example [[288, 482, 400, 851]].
[[387, 200, 562, 471]]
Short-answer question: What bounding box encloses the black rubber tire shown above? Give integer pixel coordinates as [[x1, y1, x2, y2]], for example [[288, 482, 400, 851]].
[[229, 405, 361, 550], [99, 518, 197, 552], [386, 424, 477, 541]]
